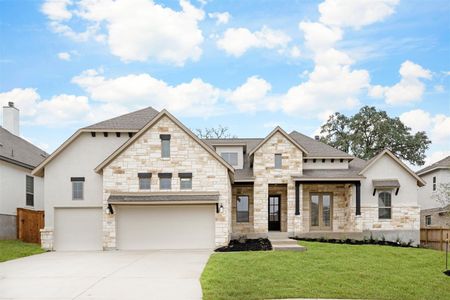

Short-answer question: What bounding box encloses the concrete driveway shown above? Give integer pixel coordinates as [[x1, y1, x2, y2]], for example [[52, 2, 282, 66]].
[[0, 250, 211, 300]]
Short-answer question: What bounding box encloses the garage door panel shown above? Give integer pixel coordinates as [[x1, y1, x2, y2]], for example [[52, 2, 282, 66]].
[[116, 205, 215, 250], [54, 208, 103, 251]]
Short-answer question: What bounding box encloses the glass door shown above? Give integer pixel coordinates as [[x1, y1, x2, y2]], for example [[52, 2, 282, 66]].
[[310, 193, 332, 230]]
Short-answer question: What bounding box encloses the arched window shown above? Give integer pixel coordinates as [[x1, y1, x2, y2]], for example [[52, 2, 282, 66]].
[[378, 191, 392, 219]]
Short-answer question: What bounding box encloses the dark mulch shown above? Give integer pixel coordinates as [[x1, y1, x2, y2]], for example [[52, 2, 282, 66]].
[[444, 270, 450, 276], [293, 237, 416, 248], [215, 238, 272, 252]]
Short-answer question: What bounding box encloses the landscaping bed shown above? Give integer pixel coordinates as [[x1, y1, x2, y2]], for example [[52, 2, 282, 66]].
[[0, 240, 45, 262], [215, 238, 272, 252], [294, 236, 416, 247]]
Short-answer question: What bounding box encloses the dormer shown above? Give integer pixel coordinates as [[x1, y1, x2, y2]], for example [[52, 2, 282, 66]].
[[214, 145, 245, 169]]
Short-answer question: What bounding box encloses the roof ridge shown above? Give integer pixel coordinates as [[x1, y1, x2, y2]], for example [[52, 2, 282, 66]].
[[289, 130, 353, 158], [0, 127, 48, 155], [83, 106, 158, 129]]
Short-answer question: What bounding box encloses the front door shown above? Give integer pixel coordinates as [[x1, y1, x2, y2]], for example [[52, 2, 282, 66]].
[[268, 195, 281, 231], [310, 193, 332, 230]]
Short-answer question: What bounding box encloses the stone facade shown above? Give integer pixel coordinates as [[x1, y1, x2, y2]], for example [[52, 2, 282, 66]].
[[253, 131, 303, 234], [231, 184, 254, 234], [102, 115, 232, 249]]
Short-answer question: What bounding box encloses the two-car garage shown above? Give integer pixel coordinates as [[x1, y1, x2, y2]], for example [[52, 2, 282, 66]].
[[53, 202, 216, 251]]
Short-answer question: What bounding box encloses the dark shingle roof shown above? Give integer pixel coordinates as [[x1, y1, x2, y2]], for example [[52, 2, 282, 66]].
[[417, 156, 450, 175], [84, 107, 159, 130], [289, 131, 353, 158], [0, 127, 48, 169]]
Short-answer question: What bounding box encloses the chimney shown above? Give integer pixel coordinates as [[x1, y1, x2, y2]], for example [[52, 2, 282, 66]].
[[314, 135, 320, 141], [3, 102, 20, 136]]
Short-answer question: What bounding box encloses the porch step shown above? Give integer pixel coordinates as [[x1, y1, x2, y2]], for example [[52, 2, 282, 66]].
[[269, 236, 306, 252]]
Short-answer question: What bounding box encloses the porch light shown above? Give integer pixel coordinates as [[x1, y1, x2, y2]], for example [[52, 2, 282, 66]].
[[216, 203, 224, 213], [106, 204, 114, 215]]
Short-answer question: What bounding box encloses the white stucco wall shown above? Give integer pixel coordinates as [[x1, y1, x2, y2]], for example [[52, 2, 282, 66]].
[[419, 169, 450, 210], [215, 146, 244, 169], [43, 132, 129, 227], [0, 160, 44, 215], [303, 159, 349, 170]]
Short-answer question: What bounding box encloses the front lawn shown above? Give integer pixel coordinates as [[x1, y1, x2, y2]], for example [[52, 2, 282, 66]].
[[201, 241, 450, 300], [0, 240, 45, 262]]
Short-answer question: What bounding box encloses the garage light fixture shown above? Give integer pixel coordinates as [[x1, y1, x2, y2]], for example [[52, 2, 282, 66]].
[[216, 203, 224, 213], [106, 204, 114, 215]]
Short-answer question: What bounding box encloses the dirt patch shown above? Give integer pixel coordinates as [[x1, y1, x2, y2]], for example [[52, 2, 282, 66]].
[[215, 238, 272, 252]]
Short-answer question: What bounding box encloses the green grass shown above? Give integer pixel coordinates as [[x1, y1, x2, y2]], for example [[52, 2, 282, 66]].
[[201, 241, 450, 300], [0, 240, 45, 262]]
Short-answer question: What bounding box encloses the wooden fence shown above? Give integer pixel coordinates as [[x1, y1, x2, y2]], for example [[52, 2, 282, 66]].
[[420, 227, 450, 251], [17, 208, 44, 244]]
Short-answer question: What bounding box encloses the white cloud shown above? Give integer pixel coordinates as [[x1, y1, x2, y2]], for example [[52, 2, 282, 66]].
[[289, 46, 301, 58], [57, 52, 71, 61], [208, 12, 230, 25], [370, 60, 432, 105], [299, 22, 342, 52], [216, 26, 291, 57], [425, 150, 450, 166], [33, 94, 91, 126], [399, 109, 432, 133], [42, 0, 205, 65], [400, 109, 450, 144], [0, 88, 40, 116], [434, 85, 445, 93], [318, 0, 399, 29], [226, 76, 274, 112]]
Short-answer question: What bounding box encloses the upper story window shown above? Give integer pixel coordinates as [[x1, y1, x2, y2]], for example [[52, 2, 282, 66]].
[[221, 152, 238, 166], [274, 154, 282, 169], [432, 176, 436, 191], [159, 173, 172, 190], [179, 173, 192, 190], [378, 191, 391, 219], [425, 215, 431, 226], [237, 195, 249, 222], [160, 134, 171, 158], [138, 173, 151, 190], [26, 175, 34, 207], [71, 177, 84, 200]]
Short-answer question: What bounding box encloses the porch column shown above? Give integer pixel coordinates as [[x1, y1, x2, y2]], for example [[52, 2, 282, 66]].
[[295, 181, 300, 215], [355, 181, 361, 216]]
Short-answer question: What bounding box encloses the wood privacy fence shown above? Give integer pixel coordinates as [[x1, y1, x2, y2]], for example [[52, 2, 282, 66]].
[[420, 227, 450, 251], [17, 208, 44, 244]]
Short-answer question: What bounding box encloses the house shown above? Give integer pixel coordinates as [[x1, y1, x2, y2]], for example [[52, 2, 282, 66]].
[[32, 107, 425, 251], [0, 102, 47, 239], [417, 156, 450, 228]]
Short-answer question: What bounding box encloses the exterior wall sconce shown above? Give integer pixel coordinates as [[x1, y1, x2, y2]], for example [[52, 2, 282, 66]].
[[106, 204, 114, 215], [216, 203, 224, 213]]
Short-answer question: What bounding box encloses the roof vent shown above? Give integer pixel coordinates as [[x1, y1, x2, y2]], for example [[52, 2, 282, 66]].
[[8, 102, 14, 107], [314, 135, 320, 141]]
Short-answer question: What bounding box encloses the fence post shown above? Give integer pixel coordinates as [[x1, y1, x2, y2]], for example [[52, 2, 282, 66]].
[[441, 228, 444, 251]]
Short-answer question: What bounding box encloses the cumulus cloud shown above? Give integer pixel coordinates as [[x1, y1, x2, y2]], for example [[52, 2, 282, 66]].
[[425, 150, 450, 166], [57, 52, 71, 61], [370, 60, 432, 105], [41, 0, 205, 65], [226, 76, 275, 112], [0, 88, 40, 116], [318, 0, 399, 29], [208, 12, 231, 25], [400, 109, 450, 144], [216, 26, 291, 57], [299, 22, 342, 52]]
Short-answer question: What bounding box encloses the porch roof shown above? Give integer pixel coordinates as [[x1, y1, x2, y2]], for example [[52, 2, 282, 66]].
[[372, 179, 400, 188], [107, 192, 220, 204], [292, 169, 365, 181]]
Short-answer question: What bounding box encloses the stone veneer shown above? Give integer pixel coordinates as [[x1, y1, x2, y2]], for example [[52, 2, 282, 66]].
[[40, 228, 53, 250], [102, 115, 231, 249], [231, 184, 254, 234], [253, 131, 303, 234]]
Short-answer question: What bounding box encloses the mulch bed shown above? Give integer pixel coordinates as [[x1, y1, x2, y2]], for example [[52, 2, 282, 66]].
[[293, 237, 416, 248], [215, 238, 272, 252]]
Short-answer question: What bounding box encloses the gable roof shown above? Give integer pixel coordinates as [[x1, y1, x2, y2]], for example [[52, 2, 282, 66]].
[[289, 131, 353, 159], [248, 127, 309, 156], [0, 127, 48, 170], [32, 106, 159, 177], [359, 149, 426, 187], [417, 155, 450, 176], [94, 109, 235, 174]]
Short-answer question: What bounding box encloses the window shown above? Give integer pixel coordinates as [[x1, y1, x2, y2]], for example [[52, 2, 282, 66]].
[[220, 152, 238, 166], [179, 173, 192, 190], [159, 173, 172, 190], [425, 215, 431, 226], [26, 176, 34, 206], [378, 191, 392, 219], [274, 154, 282, 169], [432, 176, 436, 191], [160, 134, 171, 158], [237, 195, 249, 222], [138, 173, 151, 190], [71, 177, 84, 200]]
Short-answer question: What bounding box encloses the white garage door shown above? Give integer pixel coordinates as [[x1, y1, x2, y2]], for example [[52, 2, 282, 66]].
[[54, 208, 103, 251], [116, 205, 215, 250]]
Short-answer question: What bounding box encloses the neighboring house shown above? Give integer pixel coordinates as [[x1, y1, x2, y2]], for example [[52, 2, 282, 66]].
[[0, 102, 47, 239], [417, 156, 450, 228], [32, 107, 425, 251]]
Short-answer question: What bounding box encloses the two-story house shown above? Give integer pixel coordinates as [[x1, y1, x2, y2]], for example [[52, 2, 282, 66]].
[[32, 107, 425, 250]]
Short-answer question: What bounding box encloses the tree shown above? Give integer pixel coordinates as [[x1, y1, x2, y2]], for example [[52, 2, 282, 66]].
[[320, 106, 431, 166], [195, 125, 236, 139]]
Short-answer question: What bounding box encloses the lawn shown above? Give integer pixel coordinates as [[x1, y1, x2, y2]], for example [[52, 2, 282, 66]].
[[201, 241, 450, 300], [0, 240, 45, 262]]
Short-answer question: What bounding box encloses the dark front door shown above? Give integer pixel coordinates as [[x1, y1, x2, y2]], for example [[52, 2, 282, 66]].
[[268, 195, 281, 231]]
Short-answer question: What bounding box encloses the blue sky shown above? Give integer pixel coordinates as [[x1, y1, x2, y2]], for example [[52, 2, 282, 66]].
[[0, 0, 449, 167]]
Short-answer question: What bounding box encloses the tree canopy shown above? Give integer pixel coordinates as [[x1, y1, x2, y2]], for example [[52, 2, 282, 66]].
[[320, 106, 431, 166], [195, 125, 236, 139]]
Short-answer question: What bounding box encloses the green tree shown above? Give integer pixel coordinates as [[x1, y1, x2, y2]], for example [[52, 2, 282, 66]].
[[320, 106, 431, 166]]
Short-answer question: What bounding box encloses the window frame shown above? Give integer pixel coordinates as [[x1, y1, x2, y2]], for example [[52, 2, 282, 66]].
[[274, 153, 282, 169], [378, 191, 392, 220], [425, 215, 431, 226], [138, 173, 151, 190], [432, 176, 436, 191], [26, 175, 34, 207], [220, 152, 238, 166], [236, 195, 249, 223], [71, 177, 85, 200], [158, 173, 172, 190], [179, 173, 192, 190], [160, 134, 171, 158]]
